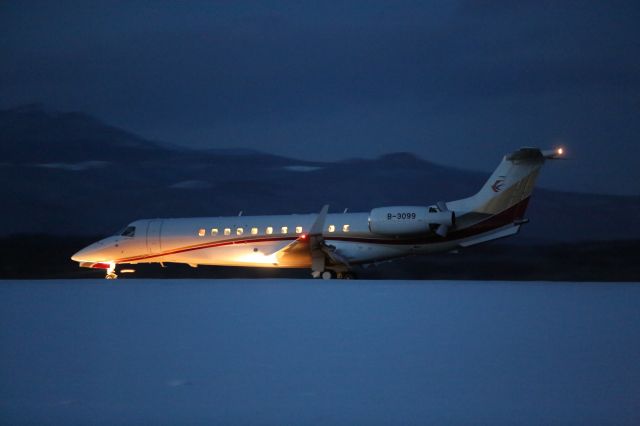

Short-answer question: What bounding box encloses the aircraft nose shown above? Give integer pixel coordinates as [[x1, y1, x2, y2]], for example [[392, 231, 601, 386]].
[[71, 241, 104, 262], [71, 247, 90, 262]]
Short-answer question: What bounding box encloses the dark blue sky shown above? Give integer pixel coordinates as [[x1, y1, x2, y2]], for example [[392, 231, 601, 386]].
[[2, 1, 639, 194]]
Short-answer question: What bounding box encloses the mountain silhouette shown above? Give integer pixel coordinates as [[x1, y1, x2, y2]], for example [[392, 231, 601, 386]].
[[2, 105, 639, 241]]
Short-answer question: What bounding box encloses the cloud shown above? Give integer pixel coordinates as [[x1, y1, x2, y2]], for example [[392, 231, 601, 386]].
[[282, 165, 323, 172], [169, 180, 213, 189], [34, 161, 111, 171]]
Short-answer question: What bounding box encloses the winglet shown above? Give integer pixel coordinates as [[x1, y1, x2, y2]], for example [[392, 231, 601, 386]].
[[309, 205, 329, 236]]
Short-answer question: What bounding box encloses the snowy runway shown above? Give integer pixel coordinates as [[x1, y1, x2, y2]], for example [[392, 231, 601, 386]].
[[1, 279, 639, 425]]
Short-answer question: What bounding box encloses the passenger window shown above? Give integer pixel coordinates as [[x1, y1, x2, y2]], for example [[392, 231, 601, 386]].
[[295, 226, 303, 234], [198, 228, 206, 237], [237, 227, 244, 236], [251, 227, 258, 235], [266, 226, 273, 235], [343, 224, 350, 233], [224, 228, 231, 236], [211, 228, 219, 236], [281, 226, 288, 234], [328, 224, 335, 233]]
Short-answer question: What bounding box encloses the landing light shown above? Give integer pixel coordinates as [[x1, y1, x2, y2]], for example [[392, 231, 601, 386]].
[[557, 147, 564, 155]]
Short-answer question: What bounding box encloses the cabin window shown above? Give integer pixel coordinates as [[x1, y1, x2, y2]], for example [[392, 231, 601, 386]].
[[295, 226, 303, 234], [343, 224, 350, 233], [198, 228, 206, 237], [251, 227, 258, 235], [224, 228, 231, 236], [237, 227, 244, 236], [211, 228, 219, 236], [281, 226, 288, 234], [266, 226, 273, 235], [328, 224, 335, 233]]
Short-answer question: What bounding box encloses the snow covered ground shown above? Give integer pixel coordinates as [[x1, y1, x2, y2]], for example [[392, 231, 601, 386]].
[[1, 279, 639, 425]]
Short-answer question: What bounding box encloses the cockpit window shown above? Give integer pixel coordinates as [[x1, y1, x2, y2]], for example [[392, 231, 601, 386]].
[[120, 226, 136, 237]]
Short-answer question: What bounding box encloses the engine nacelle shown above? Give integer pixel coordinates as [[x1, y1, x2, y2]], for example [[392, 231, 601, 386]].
[[368, 206, 455, 236]]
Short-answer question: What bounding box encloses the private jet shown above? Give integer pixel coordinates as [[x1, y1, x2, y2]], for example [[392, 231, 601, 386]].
[[72, 147, 563, 279]]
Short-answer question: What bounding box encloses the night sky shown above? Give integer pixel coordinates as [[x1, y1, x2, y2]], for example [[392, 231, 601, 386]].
[[2, 1, 639, 195]]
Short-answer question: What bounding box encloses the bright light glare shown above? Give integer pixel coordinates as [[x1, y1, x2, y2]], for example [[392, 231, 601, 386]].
[[557, 147, 564, 155], [236, 252, 278, 265]]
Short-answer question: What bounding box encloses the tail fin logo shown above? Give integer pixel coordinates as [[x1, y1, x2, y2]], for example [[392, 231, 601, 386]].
[[491, 177, 505, 193]]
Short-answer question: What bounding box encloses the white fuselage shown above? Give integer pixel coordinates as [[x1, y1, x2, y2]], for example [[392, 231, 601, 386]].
[[72, 211, 483, 269]]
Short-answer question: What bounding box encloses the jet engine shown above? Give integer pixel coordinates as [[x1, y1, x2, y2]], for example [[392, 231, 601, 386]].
[[368, 204, 455, 237]]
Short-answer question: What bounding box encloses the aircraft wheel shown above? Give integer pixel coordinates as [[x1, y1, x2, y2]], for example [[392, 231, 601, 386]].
[[105, 273, 118, 280], [342, 272, 357, 280], [321, 271, 333, 280]]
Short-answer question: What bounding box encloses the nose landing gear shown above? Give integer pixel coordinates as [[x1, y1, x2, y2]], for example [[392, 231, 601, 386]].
[[105, 264, 118, 280]]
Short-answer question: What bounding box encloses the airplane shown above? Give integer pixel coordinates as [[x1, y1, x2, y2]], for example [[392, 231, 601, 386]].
[[71, 147, 564, 279]]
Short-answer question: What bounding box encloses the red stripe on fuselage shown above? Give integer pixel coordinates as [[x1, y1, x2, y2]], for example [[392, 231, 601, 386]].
[[116, 236, 296, 263]]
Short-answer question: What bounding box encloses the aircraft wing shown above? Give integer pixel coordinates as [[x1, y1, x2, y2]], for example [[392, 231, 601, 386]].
[[260, 238, 305, 256], [260, 205, 330, 258], [274, 236, 313, 265], [262, 205, 350, 269]]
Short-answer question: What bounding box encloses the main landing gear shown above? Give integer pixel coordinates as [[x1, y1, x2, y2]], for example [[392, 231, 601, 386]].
[[313, 270, 357, 280], [306, 205, 356, 280]]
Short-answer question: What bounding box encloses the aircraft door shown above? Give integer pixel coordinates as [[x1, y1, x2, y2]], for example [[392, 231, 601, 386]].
[[146, 219, 163, 254]]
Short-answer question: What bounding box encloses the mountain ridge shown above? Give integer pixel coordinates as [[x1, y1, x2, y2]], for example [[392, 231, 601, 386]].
[[1, 105, 638, 241]]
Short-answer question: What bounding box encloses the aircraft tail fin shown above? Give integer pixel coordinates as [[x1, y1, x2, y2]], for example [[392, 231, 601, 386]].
[[449, 147, 563, 218]]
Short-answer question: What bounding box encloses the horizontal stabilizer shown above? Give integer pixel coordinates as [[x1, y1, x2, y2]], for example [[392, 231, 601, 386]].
[[459, 224, 521, 247]]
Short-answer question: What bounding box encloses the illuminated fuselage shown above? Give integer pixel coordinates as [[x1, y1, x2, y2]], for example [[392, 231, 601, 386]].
[[71, 147, 563, 278], [71, 213, 452, 267]]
